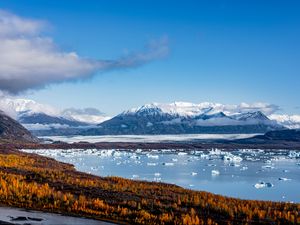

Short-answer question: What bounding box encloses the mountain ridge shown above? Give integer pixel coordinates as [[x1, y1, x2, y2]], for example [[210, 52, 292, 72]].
[[0, 111, 38, 143]]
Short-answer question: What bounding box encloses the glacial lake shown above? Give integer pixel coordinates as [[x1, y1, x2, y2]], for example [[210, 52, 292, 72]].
[[22, 148, 300, 203]]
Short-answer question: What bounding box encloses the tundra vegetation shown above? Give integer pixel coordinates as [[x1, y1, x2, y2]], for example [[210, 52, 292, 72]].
[[0, 146, 299, 225]]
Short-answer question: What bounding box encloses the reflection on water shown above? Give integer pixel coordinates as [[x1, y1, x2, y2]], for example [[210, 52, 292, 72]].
[[22, 148, 300, 203]]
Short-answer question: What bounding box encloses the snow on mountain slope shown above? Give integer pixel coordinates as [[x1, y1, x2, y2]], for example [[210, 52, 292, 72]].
[[0, 96, 108, 127], [121, 102, 276, 123], [269, 114, 300, 129], [92, 102, 284, 135], [122, 101, 280, 118], [0, 97, 59, 118], [123, 102, 227, 117]]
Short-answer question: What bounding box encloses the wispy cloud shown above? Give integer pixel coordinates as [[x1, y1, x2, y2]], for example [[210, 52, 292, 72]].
[[0, 10, 169, 94]]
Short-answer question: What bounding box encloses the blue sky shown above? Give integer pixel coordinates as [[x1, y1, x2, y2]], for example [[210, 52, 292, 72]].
[[0, 0, 299, 115]]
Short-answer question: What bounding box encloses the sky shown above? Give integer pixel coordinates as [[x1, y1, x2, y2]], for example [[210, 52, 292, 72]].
[[0, 0, 299, 116]]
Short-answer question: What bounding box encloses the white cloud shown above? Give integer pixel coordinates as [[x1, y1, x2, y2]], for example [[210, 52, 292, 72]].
[[0, 10, 45, 37], [62, 108, 111, 124], [0, 10, 169, 94], [22, 123, 70, 131]]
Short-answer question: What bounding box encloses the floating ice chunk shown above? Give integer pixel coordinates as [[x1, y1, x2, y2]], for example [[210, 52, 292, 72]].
[[209, 149, 223, 155], [240, 166, 248, 171], [254, 182, 273, 189], [136, 149, 142, 153], [172, 158, 178, 162], [283, 169, 289, 173], [288, 151, 300, 158], [199, 154, 209, 159], [154, 177, 161, 182], [223, 153, 243, 162], [162, 162, 174, 166], [191, 172, 197, 176], [147, 162, 157, 166], [206, 164, 216, 167], [278, 177, 291, 181], [189, 184, 194, 187], [262, 165, 275, 169], [254, 182, 265, 189], [113, 151, 122, 157], [211, 170, 220, 176], [178, 152, 188, 156], [154, 173, 161, 177], [161, 149, 172, 153], [147, 154, 159, 159], [229, 163, 241, 167], [132, 174, 139, 179]]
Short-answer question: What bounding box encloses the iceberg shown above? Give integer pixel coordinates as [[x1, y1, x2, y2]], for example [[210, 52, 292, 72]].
[[178, 152, 188, 156], [254, 182, 274, 189], [223, 153, 243, 162], [211, 170, 220, 176], [288, 151, 300, 158], [147, 154, 159, 159], [278, 177, 291, 181], [162, 162, 174, 166]]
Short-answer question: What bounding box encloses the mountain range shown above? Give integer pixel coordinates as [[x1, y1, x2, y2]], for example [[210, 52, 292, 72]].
[[25, 102, 284, 136], [84, 103, 282, 135], [1, 98, 300, 136]]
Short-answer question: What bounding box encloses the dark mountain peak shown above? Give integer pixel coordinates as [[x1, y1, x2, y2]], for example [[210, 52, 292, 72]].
[[195, 112, 227, 120], [232, 111, 270, 121], [0, 111, 38, 143], [18, 111, 89, 127]]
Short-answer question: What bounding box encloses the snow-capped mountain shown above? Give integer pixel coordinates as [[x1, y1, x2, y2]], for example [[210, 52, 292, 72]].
[[0, 97, 59, 119], [86, 102, 283, 135], [1, 97, 299, 136], [0, 97, 109, 131], [269, 114, 300, 129], [18, 111, 89, 130]]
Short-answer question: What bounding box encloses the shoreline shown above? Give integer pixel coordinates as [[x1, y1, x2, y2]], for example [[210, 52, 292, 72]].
[[5, 140, 300, 151], [0, 206, 119, 225]]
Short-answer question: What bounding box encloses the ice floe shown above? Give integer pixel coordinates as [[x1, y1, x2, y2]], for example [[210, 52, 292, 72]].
[[254, 182, 274, 189], [211, 170, 220, 176], [162, 162, 174, 166], [278, 177, 291, 181]]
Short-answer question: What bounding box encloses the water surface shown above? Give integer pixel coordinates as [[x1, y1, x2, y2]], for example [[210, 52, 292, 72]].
[[22, 148, 300, 203]]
